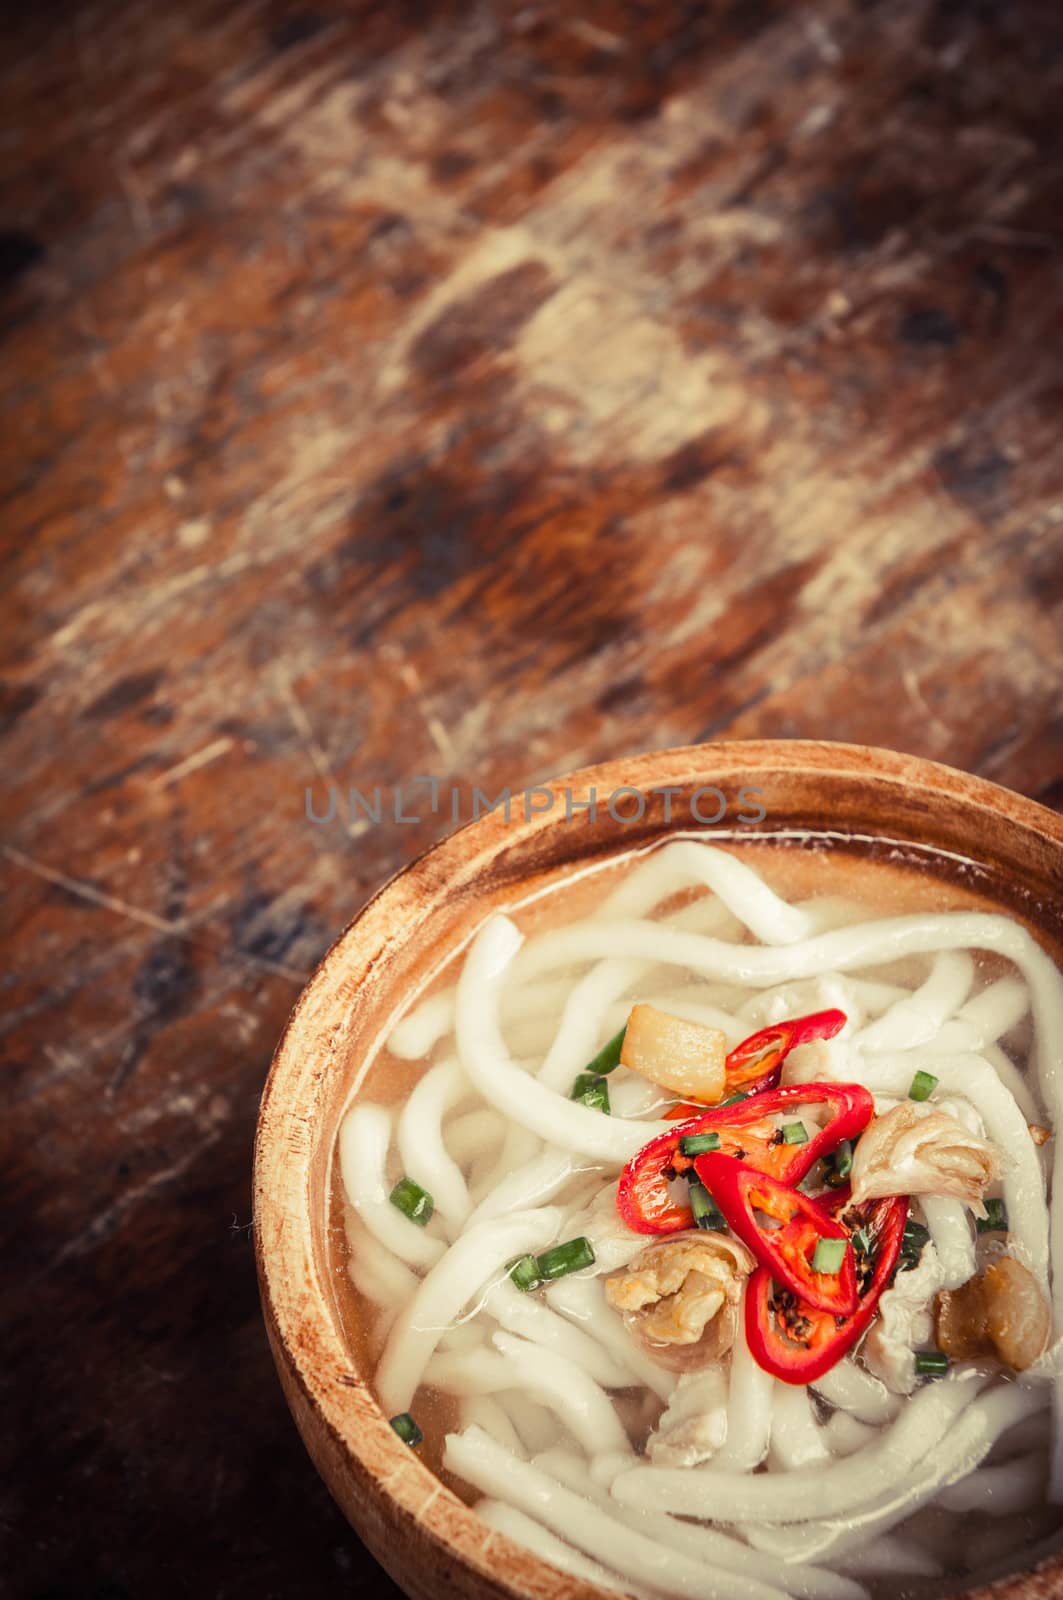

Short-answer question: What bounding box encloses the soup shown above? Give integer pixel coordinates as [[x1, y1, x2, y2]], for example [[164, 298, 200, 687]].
[[332, 836, 1063, 1599]]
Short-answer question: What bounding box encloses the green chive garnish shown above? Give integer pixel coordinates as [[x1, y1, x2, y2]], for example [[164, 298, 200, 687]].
[[390, 1412, 423, 1446], [389, 1177, 434, 1227], [506, 1253, 542, 1293], [812, 1237, 847, 1275], [782, 1121, 809, 1145], [570, 1072, 610, 1113], [824, 1138, 854, 1189], [903, 1220, 930, 1252], [688, 1179, 727, 1231], [718, 1090, 751, 1108], [851, 1226, 873, 1257], [909, 1070, 938, 1102], [914, 1350, 949, 1378], [679, 1130, 721, 1157], [899, 1219, 930, 1271], [977, 1198, 1008, 1234], [536, 1236, 596, 1280], [583, 1025, 626, 1077]]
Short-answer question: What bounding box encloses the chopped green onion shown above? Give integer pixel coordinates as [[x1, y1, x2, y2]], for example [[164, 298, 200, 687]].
[[389, 1177, 434, 1227], [909, 1070, 939, 1102], [914, 1350, 949, 1378], [812, 1237, 847, 1275], [583, 1025, 626, 1077], [570, 1072, 610, 1113], [782, 1121, 809, 1145], [679, 1130, 721, 1157], [823, 1138, 854, 1189], [718, 1090, 751, 1108], [389, 1412, 423, 1446], [902, 1219, 930, 1253], [977, 1198, 1008, 1234], [851, 1225, 873, 1257], [506, 1253, 542, 1293], [688, 1179, 727, 1231], [899, 1218, 931, 1271], [537, 1236, 596, 1280]]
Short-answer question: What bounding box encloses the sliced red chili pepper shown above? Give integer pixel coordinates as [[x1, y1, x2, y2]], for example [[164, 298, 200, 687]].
[[615, 1082, 873, 1235], [694, 1155, 858, 1314], [722, 1007, 847, 1095], [745, 1187, 909, 1383], [663, 1008, 849, 1118]]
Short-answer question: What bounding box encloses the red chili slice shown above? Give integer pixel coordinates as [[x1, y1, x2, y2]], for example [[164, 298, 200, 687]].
[[694, 1155, 858, 1315], [615, 1082, 872, 1235], [722, 1007, 847, 1094], [664, 1009, 849, 1119], [745, 1187, 909, 1383]]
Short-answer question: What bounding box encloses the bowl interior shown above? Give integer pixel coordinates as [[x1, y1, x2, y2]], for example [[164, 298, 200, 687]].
[[255, 741, 1063, 1600]]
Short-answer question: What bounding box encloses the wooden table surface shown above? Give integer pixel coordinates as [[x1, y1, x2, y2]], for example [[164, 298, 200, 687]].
[[3, 1, 1062, 1595]]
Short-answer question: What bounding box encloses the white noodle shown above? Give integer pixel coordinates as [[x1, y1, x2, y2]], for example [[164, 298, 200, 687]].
[[608, 1072, 676, 1119], [958, 975, 1030, 1044], [469, 1121, 543, 1206], [438, 1317, 491, 1355], [376, 1207, 561, 1414], [708, 1284, 775, 1472], [455, 915, 673, 1162], [921, 1196, 978, 1290], [396, 1057, 472, 1227], [445, 1108, 507, 1171], [489, 1331, 632, 1456], [854, 952, 975, 1053], [598, 840, 820, 946], [537, 1447, 868, 1600], [610, 1376, 982, 1521], [981, 1040, 1041, 1122], [344, 1208, 419, 1314], [749, 1382, 1044, 1564], [423, 1349, 511, 1395], [387, 990, 455, 1059], [475, 1499, 653, 1598], [461, 1396, 526, 1457], [537, 956, 648, 1091], [445, 1426, 799, 1600], [338, 1103, 446, 1270], [465, 1148, 580, 1227], [545, 1274, 677, 1402], [820, 1412, 877, 1456], [484, 1277, 638, 1390], [811, 1362, 900, 1426], [428, 1332, 631, 1457], [501, 1392, 572, 1457], [768, 1382, 832, 1471]]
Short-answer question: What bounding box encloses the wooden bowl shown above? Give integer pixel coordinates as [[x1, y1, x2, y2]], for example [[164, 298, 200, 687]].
[[254, 741, 1063, 1600]]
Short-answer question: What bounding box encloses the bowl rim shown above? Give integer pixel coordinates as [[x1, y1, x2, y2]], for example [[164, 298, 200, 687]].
[[254, 739, 1063, 1600]]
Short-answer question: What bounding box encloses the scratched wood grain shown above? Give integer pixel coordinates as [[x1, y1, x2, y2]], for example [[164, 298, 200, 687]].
[[2, 0, 1062, 1595]]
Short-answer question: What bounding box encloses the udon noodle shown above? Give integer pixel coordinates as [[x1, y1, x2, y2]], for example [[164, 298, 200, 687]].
[[335, 838, 1063, 1599]]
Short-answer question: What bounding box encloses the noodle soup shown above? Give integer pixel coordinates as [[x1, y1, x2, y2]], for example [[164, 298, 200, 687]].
[[331, 835, 1063, 1600]]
